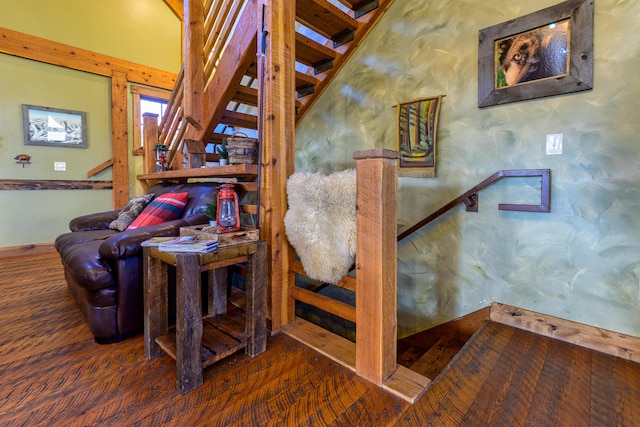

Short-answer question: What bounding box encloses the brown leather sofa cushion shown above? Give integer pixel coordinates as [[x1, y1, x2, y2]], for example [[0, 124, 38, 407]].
[[55, 229, 116, 254], [59, 240, 115, 291]]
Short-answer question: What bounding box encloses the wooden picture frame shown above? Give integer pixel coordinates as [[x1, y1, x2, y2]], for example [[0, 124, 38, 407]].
[[396, 95, 442, 178], [478, 0, 593, 108], [22, 104, 88, 148]]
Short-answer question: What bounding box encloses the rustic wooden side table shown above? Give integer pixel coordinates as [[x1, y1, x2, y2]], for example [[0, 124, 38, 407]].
[[143, 240, 267, 394]]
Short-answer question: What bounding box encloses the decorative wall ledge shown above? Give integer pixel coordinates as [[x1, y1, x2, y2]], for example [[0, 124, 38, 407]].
[[0, 180, 112, 190]]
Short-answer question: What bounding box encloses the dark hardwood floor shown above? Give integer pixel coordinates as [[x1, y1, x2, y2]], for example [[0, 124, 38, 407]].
[[1, 252, 639, 426]]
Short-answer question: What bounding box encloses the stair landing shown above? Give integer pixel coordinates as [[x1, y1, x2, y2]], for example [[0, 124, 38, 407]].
[[283, 317, 430, 403], [400, 320, 640, 425]]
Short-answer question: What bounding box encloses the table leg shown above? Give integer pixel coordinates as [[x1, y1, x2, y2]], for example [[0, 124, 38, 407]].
[[144, 248, 168, 359], [175, 253, 203, 394], [208, 267, 228, 316], [245, 241, 267, 357]]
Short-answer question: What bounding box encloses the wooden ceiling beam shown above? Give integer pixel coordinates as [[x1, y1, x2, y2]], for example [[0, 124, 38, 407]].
[[163, 0, 184, 20], [0, 26, 177, 90]]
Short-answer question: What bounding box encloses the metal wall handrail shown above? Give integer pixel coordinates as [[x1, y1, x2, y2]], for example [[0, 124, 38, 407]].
[[397, 169, 551, 242]]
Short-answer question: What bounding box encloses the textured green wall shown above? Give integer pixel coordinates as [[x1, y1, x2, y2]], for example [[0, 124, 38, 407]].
[[0, 0, 180, 247], [296, 0, 640, 338], [0, 56, 114, 246]]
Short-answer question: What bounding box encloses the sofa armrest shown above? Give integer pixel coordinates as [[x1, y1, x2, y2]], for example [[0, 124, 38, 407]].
[[70, 210, 120, 232], [98, 214, 209, 259]]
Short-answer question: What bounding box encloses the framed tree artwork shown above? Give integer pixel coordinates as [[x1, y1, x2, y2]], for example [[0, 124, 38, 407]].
[[396, 95, 443, 178]]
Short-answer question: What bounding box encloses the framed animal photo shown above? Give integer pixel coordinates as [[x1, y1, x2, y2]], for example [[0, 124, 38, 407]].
[[396, 95, 442, 178], [477, 0, 593, 108]]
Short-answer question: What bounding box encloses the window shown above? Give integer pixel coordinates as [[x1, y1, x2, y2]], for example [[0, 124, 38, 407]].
[[131, 85, 170, 155]]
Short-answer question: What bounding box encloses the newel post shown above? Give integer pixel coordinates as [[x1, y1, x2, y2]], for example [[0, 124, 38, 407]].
[[353, 148, 400, 385], [142, 113, 159, 175]]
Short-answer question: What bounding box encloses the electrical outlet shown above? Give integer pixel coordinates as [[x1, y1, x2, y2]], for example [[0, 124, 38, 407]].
[[54, 161, 66, 171], [546, 134, 563, 155]]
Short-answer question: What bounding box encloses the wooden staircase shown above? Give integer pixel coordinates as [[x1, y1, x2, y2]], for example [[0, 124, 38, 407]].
[[157, 0, 394, 156], [397, 307, 490, 381], [401, 336, 467, 379], [142, 0, 397, 336]]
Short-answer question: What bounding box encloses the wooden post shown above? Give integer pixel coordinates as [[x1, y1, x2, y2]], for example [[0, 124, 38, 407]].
[[208, 268, 228, 316], [245, 241, 267, 356], [353, 149, 400, 385], [258, 0, 296, 330], [175, 253, 204, 394], [183, 0, 204, 133], [142, 113, 159, 175], [110, 70, 129, 209], [143, 247, 168, 360]]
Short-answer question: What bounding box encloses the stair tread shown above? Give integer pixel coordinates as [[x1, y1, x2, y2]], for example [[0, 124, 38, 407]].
[[220, 111, 258, 129], [398, 346, 425, 368], [295, 71, 319, 89], [232, 86, 258, 107], [410, 336, 466, 379], [296, 0, 358, 40], [296, 32, 337, 67]]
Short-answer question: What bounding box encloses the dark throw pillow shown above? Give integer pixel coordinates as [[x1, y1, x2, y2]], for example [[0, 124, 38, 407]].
[[108, 193, 155, 231]]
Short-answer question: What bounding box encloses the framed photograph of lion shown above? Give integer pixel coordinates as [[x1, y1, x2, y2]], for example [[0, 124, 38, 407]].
[[478, 0, 593, 108]]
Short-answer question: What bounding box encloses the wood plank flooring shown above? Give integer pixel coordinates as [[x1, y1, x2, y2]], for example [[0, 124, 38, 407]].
[[1, 252, 639, 426]]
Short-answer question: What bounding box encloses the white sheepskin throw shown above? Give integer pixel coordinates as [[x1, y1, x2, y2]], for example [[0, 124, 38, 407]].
[[284, 169, 356, 284]]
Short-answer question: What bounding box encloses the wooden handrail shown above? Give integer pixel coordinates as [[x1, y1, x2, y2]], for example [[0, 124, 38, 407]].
[[397, 169, 551, 242], [86, 159, 114, 178]]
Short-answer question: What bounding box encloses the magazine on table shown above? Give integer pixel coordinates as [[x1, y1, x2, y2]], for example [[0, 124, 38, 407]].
[[145, 236, 219, 253], [141, 236, 175, 247]]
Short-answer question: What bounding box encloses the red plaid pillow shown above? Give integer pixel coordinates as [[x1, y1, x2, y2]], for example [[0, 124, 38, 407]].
[[127, 192, 189, 230]]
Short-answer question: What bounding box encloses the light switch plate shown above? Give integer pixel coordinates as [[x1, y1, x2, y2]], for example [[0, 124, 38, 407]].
[[54, 161, 66, 171], [546, 134, 563, 155]]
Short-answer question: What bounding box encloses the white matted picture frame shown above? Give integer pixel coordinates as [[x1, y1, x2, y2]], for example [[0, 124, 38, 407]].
[[22, 104, 88, 148]]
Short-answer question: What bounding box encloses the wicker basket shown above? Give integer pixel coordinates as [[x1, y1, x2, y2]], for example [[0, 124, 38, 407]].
[[227, 133, 258, 164]]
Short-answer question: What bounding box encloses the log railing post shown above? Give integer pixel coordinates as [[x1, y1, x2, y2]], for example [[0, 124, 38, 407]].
[[111, 70, 130, 208], [258, 0, 296, 330], [183, 0, 204, 133], [142, 113, 160, 175], [353, 148, 400, 385]]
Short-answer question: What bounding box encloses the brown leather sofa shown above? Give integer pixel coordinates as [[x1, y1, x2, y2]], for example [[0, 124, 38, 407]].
[[55, 182, 218, 343]]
